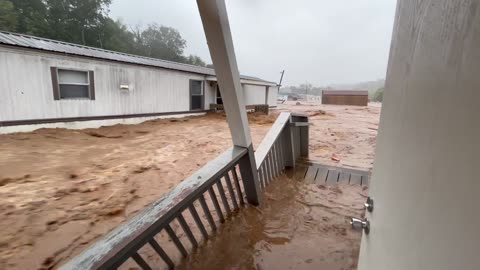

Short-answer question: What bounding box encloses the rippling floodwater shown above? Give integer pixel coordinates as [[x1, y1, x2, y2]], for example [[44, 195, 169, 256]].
[[177, 169, 368, 270]]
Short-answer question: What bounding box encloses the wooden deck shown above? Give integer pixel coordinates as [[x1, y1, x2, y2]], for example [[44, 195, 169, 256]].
[[293, 162, 370, 187]]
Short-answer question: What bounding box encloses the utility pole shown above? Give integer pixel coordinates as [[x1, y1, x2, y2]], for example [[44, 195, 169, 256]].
[[278, 70, 285, 92]]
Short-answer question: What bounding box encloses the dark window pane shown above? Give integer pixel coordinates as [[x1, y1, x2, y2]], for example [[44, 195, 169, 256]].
[[59, 84, 90, 99], [216, 85, 223, 104], [191, 96, 202, 110], [191, 80, 203, 95]]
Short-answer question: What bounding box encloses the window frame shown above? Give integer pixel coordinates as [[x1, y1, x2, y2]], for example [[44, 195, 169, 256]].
[[51, 67, 95, 101], [189, 79, 205, 111], [215, 84, 223, 105]]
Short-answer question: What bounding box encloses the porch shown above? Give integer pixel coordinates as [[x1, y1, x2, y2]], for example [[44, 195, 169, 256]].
[[59, 1, 369, 269]]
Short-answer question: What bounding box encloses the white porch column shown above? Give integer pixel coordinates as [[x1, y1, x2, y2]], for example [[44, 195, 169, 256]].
[[357, 1, 480, 269], [197, 0, 262, 205]]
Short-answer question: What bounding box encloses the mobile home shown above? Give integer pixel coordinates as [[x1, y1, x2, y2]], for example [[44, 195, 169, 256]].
[[0, 31, 278, 133]]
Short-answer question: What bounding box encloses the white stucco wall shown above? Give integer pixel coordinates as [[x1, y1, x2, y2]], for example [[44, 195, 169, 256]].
[[0, 47, 208, 122]]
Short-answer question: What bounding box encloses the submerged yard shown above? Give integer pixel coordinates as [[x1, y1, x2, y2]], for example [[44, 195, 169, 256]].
[[0, 101, 380, 269], [176, 173, 368, 270]]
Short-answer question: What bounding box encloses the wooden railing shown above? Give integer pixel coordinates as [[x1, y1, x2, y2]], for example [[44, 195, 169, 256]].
[[60, 112, 308, 270], [255, 112, 309, 188]]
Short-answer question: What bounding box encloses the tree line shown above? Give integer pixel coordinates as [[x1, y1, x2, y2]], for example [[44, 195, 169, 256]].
[[0, 0, 208, 66], [282, 83, 331, 96]]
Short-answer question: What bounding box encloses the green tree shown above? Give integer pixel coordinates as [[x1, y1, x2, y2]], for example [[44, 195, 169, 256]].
[[1, 1, 208, 66], [45, 0, 111, 46], [5, 0, 48, 35], [185, 55, 206, 67], [99, 18, 136, 53], [137, 23, 186, 62], [373, 87, 384, 102], [122, 23, 208, 67], [0, 0, 17, 30]]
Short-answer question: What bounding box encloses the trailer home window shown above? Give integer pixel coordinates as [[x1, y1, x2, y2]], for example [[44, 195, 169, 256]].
[[190, 80, 204, 110], [51, 68, 95, 100]]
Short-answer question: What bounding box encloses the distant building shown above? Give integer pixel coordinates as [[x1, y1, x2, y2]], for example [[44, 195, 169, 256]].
[[322, 90, 368, 106], [0, 31, 278, 133]]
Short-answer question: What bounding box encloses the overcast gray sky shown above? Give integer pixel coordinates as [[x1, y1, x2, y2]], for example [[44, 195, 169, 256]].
[[110, 0, 397, 86]]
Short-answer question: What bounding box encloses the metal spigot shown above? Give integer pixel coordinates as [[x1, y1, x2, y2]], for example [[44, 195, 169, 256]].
[[364, 197, 374, 212], [350, 217, 370, 234]]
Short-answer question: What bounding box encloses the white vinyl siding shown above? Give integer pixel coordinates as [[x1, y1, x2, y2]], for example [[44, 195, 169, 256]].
[[243, 84, 266, 105], [0, 47, 205, 121], [267, 86, 278, 107]]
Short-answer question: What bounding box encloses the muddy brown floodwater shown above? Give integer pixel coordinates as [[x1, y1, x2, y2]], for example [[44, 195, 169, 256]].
[[0, 102, 380, 269], [177, 170, 367, 270]]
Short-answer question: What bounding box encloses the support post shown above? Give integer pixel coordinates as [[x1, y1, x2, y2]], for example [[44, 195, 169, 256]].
[[197, 0, 261, 205], [238, 145, 262, 203]]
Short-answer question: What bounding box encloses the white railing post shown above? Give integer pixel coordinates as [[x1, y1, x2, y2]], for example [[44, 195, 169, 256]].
[[283, 119, 295, 168], [295, 115, 309, 158], [289, 114, 309, 164], [197, 0, 261, 205]]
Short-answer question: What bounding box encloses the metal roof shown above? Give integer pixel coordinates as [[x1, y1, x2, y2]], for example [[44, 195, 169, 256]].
[[322, 90, 369, 96], [0, 31, 275, 85]]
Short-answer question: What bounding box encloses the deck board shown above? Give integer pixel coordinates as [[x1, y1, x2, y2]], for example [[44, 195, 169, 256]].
[[326, 170, 340, 185], [304, 167, 318, 183], [338, 171, 351, 183], [297, 162, 369, 187], [349, 173, 362, 185], [293, 166, 308, 181], [299, 161, 369, 177], [315, 168, 329, 184], [361, 175, 369, 186]]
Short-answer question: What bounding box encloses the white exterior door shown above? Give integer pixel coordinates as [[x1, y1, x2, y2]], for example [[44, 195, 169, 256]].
[[357, 1, 480, 270]]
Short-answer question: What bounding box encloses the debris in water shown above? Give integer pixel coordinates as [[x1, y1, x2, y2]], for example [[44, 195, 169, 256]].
[[132, 166, 151, 174], [84, 131, 122, 139]]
